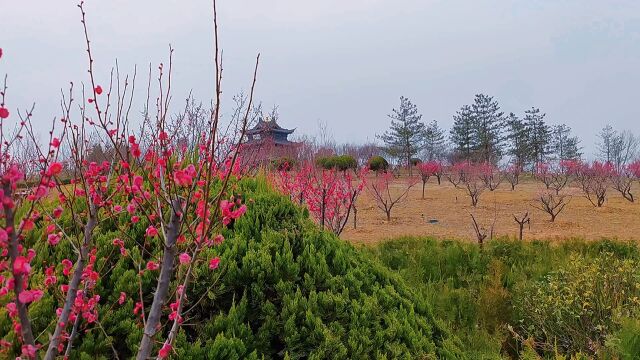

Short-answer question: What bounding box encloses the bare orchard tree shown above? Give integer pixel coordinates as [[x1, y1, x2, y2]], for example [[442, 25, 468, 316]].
[[532, 190, 570, 222], [469, 210, 497, 249], [367, 172, 418, 221], [611, 166, 635, 202], [513, 211, 530, 240], [504, 164, 521, 191], [478, 162, 502, 191], [461, 164, 487, 207], [575, 161, 612, 207]]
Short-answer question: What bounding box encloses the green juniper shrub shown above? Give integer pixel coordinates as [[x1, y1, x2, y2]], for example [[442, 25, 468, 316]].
[[367, 156, 389, 172], [332, 155, 357, 172], [0, 177, 464, 359], [316, 155, 358, 172], [315, 156, 333, 170]]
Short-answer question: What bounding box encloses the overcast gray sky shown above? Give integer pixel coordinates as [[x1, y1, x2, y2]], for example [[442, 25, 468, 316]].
[[2, 0, 639, 156]]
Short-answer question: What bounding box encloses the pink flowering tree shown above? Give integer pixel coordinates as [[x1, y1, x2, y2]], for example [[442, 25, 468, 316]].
[[417, 161, 441, 199], [459, 163, 487, 207], [575, 161, 614, 207], [306, 167, 367, 235], [272, 164, 367, 235], [611, 162, 638, 202], [534, 162, 553, 190], [550, 160, 580, 195], [367, 172, 418, 221], [478, 162, 502, 191], [445, 162, 468, 189], [0, 1, 258, 359], [504, 163, 521, 191], [0, 73, 67, 357]]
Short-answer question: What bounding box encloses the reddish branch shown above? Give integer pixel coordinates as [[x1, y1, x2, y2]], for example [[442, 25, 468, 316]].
[[367, 172, 417, 221], [533, 191, 569, 222]]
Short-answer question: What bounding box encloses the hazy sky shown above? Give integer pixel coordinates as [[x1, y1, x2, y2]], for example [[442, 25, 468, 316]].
[[2, 0, 640, 157]]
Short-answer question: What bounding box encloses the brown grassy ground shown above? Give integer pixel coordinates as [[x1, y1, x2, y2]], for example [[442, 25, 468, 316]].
[[340, 175, 640, 244]]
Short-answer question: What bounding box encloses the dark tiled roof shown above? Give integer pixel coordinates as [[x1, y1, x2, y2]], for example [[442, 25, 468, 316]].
[[246, 119, 295, 135]]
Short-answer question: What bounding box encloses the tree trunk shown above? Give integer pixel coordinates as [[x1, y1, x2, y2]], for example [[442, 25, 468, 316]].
[[45, 212, 97, 360], [3, 183, 36, 349], [353, 207, 357, 229], [518, 224, 524, 241], [422, 182, 426, 199], [386, 210, 391, 222], [136, 200, 181, 360]]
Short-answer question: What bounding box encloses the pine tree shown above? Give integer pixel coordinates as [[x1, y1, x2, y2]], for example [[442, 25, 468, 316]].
[[597, 124, 616, 163], [422, 120, 447, 161], [505, 112, 528, 168], [550, 124, 582, 161], [378, 96, 426, 174], [523, 107, 551, 167], [450, 105, 475, 161], [471, 94, 505, 163]]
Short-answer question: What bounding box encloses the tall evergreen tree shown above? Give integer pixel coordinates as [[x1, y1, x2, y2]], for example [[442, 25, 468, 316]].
[[422, 120, 447, 161], [378, 96, 426, 173], [449, 105, 475, 161], [597, 124, 617, 164], [524, 107, 551, 166], [505, 112, 529, 168], [471, 94, 505, 163], [550, 124, 582, 161]]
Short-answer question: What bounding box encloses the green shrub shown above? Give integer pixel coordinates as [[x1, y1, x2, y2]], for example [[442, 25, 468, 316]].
[[315, 156, 333, 169], [605, 317, 640, 359], [369, 236, 640, 359], [316, 155, 357, 171], [0, 178, 463, 359], [513, 253, 640, 356], [367, 156, 389, 172], [410, 158, 422, 166], [333, 154, 357, 171]]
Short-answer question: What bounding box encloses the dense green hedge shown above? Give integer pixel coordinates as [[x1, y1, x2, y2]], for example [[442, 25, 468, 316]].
[[315, 155, 358, 172], [1, 178, 463, 359]]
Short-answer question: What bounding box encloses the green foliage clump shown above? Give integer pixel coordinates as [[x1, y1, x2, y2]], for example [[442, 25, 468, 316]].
[[513, 253, 640, 356], [370, 237, 640, 359], [367, 156, 389, 172], [605, 317, 640, 359], [410, 158, 422, 166], [315, 155, 358, 171]]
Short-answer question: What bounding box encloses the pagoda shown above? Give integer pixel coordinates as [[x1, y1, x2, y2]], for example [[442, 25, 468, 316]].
[[242, 117, 300, 165], [246, 117, 297, 146]]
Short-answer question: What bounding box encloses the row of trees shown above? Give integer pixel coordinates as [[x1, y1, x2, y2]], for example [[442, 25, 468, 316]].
[[377, 95, 638, 173], [271, 155, 640, 235]]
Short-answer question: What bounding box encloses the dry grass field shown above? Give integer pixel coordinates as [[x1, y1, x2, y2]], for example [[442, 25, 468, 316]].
[[341, 175, 640, 244]]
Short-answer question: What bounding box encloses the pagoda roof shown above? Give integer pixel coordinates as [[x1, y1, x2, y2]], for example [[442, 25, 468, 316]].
[[247, 118, 295, 135]]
